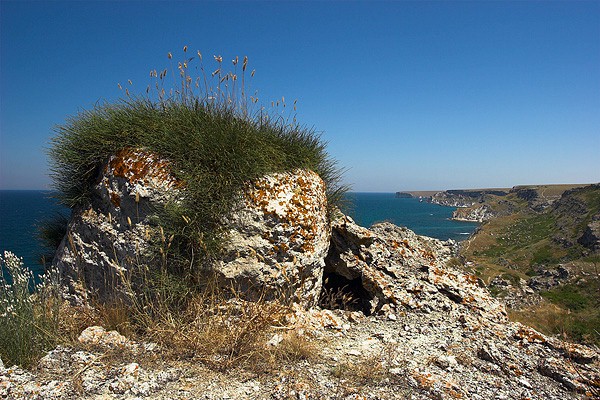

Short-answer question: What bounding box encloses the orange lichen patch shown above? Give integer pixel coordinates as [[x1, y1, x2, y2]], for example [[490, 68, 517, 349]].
[[107, 148, 179, 188], [443, 381, 464, 399], [412, 371, 436, 390], [461, 295, 476, 304], [508, 364, 523, 376], [110, 191, 121, 208], [464, 274, 478, 285], [514, 326, 547, 344], [445, 388, 464, 399], [420, 249, 436, 262], [243, 169, 327, 257]]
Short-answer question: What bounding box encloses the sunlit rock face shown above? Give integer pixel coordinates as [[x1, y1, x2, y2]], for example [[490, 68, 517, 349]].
[[325, 215, 506, 321], [53, 149, 181, 301], [53, 148, 330, 306], [216, 169, 330, 307]]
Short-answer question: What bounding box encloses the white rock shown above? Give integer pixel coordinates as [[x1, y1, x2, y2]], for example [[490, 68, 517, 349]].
[[217, 170, 330, 307], [267, 333, 283, 347], [435, 355, 458, 370], [518, 377, 532, 389]]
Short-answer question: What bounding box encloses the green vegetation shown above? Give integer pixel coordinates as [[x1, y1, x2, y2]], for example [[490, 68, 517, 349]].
[[462, 184, 600, 345], [3, 50, 340, 369], [541, 284, 590, 311], [0, 251, 62, 367], [49, 50, 346, 276], [0, 250, 317, 370]]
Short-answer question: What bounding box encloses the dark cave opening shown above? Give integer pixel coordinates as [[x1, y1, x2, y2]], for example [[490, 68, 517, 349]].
[[319, 271, 374, 315]]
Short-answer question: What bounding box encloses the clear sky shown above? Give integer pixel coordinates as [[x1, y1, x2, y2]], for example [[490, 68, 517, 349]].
[[1, 1, 599, 192]]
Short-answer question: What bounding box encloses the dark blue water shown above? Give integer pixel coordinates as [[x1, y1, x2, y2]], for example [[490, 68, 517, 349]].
[[0, 191, 69, 274], [345, 192, 478, 241], [0, 191, 477, 275]]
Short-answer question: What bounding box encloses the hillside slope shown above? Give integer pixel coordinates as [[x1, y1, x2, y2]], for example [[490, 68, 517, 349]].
[[459, 184, 600, 344]]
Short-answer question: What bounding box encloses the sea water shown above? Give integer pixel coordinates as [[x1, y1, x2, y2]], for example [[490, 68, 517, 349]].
[[345, 192, 478, 241], [0, 190, 69, 274], [0, 190, 478, 273]]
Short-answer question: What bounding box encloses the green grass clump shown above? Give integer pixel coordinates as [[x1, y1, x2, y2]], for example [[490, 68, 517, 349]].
[[541, 284, 591, 312], [0, 251, 63, 368], [49, 50, 347, 276], [530, 245, 559, 266]]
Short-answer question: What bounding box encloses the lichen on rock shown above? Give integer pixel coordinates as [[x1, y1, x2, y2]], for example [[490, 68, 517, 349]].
[[53, 148, 181, 301], [54, 149, 331, 306], [216, 169, 330, 307]]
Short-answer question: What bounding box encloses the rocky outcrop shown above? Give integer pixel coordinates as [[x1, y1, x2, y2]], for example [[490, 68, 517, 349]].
[[53, 149, 181, 301], [324, 216, 506, 321], [44, 157, 600, 398], [578, 212, 600, 252], [53, 148, 329, 306], [527, 265, 571, 291], [430, 191, 478, 208], [5, 213, 600, 399], [452, 204, 495, 222], [216, 170, 330, 306], [430, 189, 508, 208]]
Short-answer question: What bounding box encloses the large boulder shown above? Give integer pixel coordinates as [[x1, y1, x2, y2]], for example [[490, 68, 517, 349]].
[[216, 169, 330, 307], [53, 148, 329, 306], [54, 149, 180, 301]]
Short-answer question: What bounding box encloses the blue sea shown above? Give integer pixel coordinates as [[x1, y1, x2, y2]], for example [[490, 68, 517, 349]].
[[0, 191, 70, 275], [344, 192, 478, 241], [0, 191, 477, 273]]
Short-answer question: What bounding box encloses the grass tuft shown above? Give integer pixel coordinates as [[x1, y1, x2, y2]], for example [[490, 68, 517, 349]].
[[48, 49, 347, 279]]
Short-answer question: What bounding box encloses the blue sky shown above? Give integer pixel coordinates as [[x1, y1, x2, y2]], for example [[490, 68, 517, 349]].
[[1, 1, 599, 192]]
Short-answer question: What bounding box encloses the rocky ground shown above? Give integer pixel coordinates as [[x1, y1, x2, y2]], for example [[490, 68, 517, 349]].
[[2, 218, 599, 399], [2, 307, 598, 399], [7, 154, 597, 399]]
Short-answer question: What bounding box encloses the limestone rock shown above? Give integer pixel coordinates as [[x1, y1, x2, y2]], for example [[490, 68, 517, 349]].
[[78, 326, 133, 350], [216, 169, 330, 307], [452, 204, 495, 222], [325, 215, 506, 320], [578, 212, 600, 252], [53, 148, 180, 301], [54, 146, 329, 306]]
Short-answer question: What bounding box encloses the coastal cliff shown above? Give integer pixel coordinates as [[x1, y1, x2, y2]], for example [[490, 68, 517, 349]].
[[452, 204, 496, 222], [459, 183, 600, 345]]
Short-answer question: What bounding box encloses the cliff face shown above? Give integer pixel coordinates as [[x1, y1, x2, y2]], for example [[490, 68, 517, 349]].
[[551, 184, 600, 252], [430, 189, 509, 208], [452, 204, 496, 222]]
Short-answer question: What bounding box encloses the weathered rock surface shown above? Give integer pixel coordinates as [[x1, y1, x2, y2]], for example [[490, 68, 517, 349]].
[[429, 189, 508, 208], [578, 212, 600, 253], [42, 157, 600, 399], [452, 204, 494, 222], [54, 149, 180, 301], [216, 169, 330, 306], [53, 148, 329, 306], [325, 216, 506, 322]]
